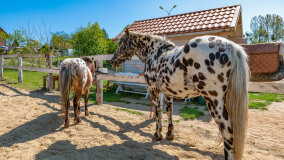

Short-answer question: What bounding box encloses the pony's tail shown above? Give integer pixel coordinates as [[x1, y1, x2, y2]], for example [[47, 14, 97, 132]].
[[59, 65, 72, 116], [227, 44, 250, 160]]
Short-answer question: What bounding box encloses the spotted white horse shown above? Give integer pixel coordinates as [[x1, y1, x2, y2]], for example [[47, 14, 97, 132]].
[[111, 28, 249, 160]]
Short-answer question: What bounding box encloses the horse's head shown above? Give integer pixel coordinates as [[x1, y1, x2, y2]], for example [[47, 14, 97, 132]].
[[111, 28, 135, 68], [81, 56, 95, 73]]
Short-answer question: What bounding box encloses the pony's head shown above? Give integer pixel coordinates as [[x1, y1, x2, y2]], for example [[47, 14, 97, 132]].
[[81, 56, 95, 73], [111, 28, 135, 68]]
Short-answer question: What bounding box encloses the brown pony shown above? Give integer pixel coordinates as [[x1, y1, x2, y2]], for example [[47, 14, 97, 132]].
[[59, 56, 94, 128]]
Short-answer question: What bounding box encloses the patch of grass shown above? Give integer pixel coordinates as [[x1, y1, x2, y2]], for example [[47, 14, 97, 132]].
[[174, 120, 180, 123], [248, 92, 284, 110], [116, 108, 143, 115], [179, 106, 204, 120], [249, 101, 270, 110], [163, 110, 166, 114], [205, 130, 210, 134], [1, 68, 48, 90]]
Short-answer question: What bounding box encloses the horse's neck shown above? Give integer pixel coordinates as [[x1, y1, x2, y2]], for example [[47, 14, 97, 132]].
[[133, 36, 175, 63]]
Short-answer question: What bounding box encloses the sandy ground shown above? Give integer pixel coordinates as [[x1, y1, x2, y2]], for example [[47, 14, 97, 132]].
[[0, 83, 283, 160]]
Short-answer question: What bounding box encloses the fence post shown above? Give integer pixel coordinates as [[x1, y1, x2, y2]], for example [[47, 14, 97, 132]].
[[46, 54, 53, 91], [96, 60, 103, 105], [18, 56, 23, 83], [0, 55, 3, 78]]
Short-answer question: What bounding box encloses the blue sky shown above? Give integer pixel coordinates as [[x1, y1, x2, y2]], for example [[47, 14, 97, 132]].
[[1, 0, 284, 38]]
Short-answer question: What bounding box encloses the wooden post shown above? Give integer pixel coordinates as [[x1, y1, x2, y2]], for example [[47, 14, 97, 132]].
[[96, 60, 103, 105], [46, 54, 53, 91], [18, 56, 23, 83], [0, 55, 3, 78], [57, 52, 60, 68]]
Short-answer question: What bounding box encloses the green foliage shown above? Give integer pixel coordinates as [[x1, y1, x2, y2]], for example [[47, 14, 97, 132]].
[[116, 108, 143, 115], [73, 22, 109, 56], [249, 102, 270, 110], [179, 106, 204, 120], [1, 68, 47, 90], [248, 92, 284, 110], [245, 14, 284, 43], [50, 32, 72, 52]]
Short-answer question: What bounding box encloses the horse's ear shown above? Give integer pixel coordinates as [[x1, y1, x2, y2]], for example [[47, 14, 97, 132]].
[[125, 27, 129, 35]]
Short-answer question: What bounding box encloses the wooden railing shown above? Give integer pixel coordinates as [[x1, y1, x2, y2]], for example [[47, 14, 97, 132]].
[[0, 54, 59, 91]]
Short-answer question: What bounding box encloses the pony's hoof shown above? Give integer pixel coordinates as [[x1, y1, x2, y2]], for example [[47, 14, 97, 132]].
[[85, 111, 89, 116], [153, 132, 163, 141], [64, 122, 70, 128], [166, 132, 174, 140], [76, 118, 81, 124]]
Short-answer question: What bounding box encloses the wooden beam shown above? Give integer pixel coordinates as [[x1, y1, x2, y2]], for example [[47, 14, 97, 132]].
[[2, 54, 45, 58], [3, 65, 59, 74], [96, 74, 146, 83], [91, 54, 114, 61], [96, 61, 104, 105]]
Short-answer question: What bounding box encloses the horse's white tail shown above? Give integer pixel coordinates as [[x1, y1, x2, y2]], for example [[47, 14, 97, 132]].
[[59, 66, 72, 115], [227, 44, 250, 160]]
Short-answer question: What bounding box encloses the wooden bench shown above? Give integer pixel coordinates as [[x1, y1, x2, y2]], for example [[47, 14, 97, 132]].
[[109, 81, 149, 99], [42, 75, 60, 90]]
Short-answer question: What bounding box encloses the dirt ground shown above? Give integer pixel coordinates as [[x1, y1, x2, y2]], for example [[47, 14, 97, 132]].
[[0, 83, 283, 160]]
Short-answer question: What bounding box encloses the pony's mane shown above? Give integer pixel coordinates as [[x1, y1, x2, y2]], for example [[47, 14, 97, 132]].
[[120, 31, 170, 43]]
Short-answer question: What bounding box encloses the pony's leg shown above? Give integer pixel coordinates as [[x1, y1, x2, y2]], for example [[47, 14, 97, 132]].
[[164, 94, 174, 140], [64, 100, 70, 128], [84, 89, 90, 116], [203, 96, 234, 160], [150, 90, 163, 140], [73, 91, 83, 123]]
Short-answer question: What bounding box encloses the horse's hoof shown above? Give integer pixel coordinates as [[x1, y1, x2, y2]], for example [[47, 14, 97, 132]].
[[153, 132, 163, 141], [76, 118, 81, 124], [166, 132, 174, 140], [85, 111, 89, 116], [64, 122, 70, 128]]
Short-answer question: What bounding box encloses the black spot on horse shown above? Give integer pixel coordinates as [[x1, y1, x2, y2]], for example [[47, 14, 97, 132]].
[[209, 53, 215, 61], [216, 40, 222, 46], [197, 81, 206, 89], [223, 107, 229, 120], [205, 59, 210, 66], [209, 41, 216, 48], [217, 74, 225, 83], [214, 99, 218, 106], [222, 85, 227, 92], [208, 90, 218, 97], [224, 141, 232, 150], [194, 62, 200, 69], [220, 54, 229, 65], [208, 37, 215, 41], [188, 58, 194, 66], [198, 72, 206, 80], [219, 44, 227, 52], [216, 52, 221, 59], [201, 91, 208, 95], [191, 42, 197, 48], [195, 38, 201, 43], [183, 44, 190, 53], [228, 126, 233, 134], [226, 69, 231, 78], [192, 74, 199, 83], [227, 61, 231, 67], [207, 67, 215, 74]]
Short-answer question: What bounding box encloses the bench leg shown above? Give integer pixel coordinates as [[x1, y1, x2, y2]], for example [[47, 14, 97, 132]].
[[115, 84, 122, 94], [43, 78, 47, 89]]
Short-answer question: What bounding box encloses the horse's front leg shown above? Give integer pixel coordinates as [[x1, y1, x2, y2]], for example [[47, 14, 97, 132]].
[[84, 89, 90, 116], [150, 90, 163, 140], [164, 94, 174, 140]]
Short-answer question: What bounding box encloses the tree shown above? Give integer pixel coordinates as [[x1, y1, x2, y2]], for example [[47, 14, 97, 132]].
[[245, 14, 284, 43], [72, 22, 108, 56], [50, 32, 72, 53]]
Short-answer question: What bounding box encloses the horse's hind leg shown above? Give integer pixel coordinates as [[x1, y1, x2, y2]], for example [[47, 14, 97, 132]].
[[73, 91, 83, 124], [203, 96, 234, 160], [64, 100, 70, 128], [164, 94, 174, 140], [84, 89, 90, 116], [150, 89, 163, 140]]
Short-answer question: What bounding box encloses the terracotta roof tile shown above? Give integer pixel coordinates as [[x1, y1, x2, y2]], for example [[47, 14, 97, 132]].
[[113, 4, 241, 40]]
